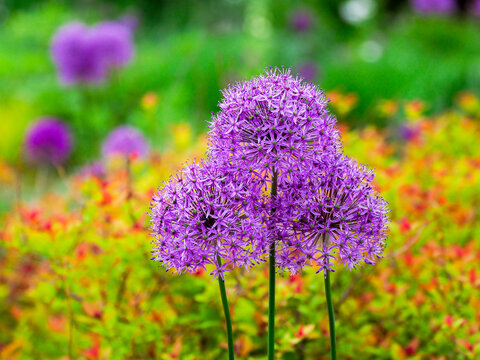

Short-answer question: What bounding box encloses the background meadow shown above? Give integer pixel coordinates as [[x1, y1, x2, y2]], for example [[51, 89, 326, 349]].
[[1, 0, 480, 359]]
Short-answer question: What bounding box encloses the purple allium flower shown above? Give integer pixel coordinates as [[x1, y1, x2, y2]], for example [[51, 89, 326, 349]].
[[289, 9, 314, 32], [102, 125, 149, 159], [411, 0, 456, 14], [208, 67, 340, 185], [92, 21, 134, 69], [276, 154, 389, 276], [398, 123, 421, 142], [51, 22, 107, 84], [24, 117, 73, 166], [51, 21, 134, 84], [298, 62, 319, 83], [79, 161, 106, 178], [149, 160, 268, 279], [118, 14, 139, 32], [472, 0, 480, 16]]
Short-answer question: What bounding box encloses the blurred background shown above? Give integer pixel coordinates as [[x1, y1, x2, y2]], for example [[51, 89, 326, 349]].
[[1, 0, 480, 359]]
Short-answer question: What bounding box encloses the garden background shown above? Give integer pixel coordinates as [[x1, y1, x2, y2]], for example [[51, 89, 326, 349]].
[[1, 0, 480, 359]]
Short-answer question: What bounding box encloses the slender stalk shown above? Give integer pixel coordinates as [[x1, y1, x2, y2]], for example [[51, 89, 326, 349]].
[[268, 170, 278, 360], [217, 256, 235, 360], [324, 270, 337, 360], [267, 239, 276, 359]]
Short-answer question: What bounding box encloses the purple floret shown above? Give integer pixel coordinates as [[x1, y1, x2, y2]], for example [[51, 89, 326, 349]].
[[149, 160, 268, 279], [24, 117, 73, 166], [411, 0, 456, 14], [102, 125, 149, 159]]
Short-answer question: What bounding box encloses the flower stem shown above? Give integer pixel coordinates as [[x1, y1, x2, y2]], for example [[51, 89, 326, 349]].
[[268, 170, 278, 360], [268, 239, 276, 359], [217, 257, 235, 360], [324, 270, 337, 360]]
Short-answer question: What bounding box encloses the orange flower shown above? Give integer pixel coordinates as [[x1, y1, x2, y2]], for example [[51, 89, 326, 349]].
[[141, 92, 158, 110]]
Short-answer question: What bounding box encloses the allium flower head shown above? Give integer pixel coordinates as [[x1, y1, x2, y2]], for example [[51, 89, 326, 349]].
[[51, 22, 106, 84], [118, 15, 139, 32], [102, 125, 149, 159], [24, 117, 73, 166], [51, 21, 134, 84], [208, 67, 340, 185], [92, 21, 134, 68], [289, 9, 313, 32], [411, 0, 456, 14], [472, 0, 480, 16], [276, 154, 389, 276], [79, 161, 106, 178], [149, 160, 268, 279], [398, 123, 421, 142]]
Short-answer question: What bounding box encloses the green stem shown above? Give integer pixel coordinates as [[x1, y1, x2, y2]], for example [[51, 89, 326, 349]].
[[267, 240, 276, 359], [217, 257, 235, 360], [324, 270, 337, 360], [268, 170, 278, 360]]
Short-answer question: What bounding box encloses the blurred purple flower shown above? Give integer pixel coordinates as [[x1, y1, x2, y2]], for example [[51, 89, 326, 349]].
[[79, 161, 106, 178], [118, 14, 139, 32], [102, 125, 149, 159], [298, 62, 319, 82], [93, 21, 134, 68], [472, 0, 480, 16], [398, 123, 421, 142], [51, 20, 134, 84], [24, 117, 73, 166], [289, 9, 314, 32], [51, 22, 106, 84], [411, 0, 456, 14]]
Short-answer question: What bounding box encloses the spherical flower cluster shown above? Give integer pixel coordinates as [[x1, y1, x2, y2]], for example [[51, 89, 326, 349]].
[[92, 21, 134, 68], [102, 125, 149, 159], [208, 67, 340, 185], [118, 15, 139, 33], [24, 117, 73, 166], [79, 161, 106, 178], [51, 20, 134, 84], [276, 154, 389, 276], [411, 0, 456, 14], [398, 123, 421, 142], [472, 0, 480, 16], [149, 161, 268, 279], [289, 9, 313, 32]]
